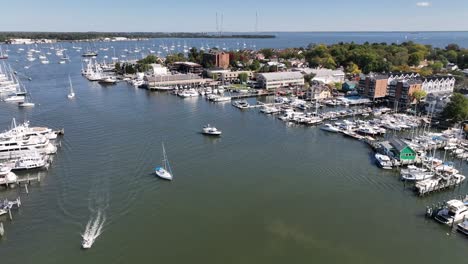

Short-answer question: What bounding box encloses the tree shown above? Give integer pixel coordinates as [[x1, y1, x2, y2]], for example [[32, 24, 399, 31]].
[[259, 48, 274, 59], [238, 72, 248, 83], [249, 60, 261, 71], [345, 62, 361, 74], [430, 61, 444, 72], [412, 90, 427, 103], [408, 52, 424, 66], [441, 93, 468, 124]]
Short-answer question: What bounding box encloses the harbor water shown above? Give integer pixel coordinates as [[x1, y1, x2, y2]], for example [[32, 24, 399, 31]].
[[1, 35, 468, 263]]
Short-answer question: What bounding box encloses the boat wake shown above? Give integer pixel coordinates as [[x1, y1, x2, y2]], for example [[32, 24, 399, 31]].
[[81, 210, 106, 249]]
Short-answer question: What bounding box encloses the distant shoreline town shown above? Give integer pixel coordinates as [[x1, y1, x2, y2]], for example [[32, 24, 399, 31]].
[[0, 32, 275, 44]]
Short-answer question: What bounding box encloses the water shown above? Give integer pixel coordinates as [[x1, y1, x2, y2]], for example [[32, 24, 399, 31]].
[[0, 34, 468, 263]]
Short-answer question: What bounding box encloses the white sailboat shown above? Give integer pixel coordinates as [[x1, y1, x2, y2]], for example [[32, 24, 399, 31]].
[[18, 94, 35, 107], [67, 75, 75, 99], [155, 143, 173, 180]]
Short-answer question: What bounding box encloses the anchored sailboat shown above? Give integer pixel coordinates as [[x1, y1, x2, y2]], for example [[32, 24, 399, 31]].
[[155, 142, 173, 180]]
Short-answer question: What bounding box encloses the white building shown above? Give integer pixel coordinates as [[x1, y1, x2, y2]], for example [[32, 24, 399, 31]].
[[296, 68, 345, 84], [388, 72, 420, 84], [422, 76, 455, 94], [256, 72, 304, 89], [150, 64, 169, 75]]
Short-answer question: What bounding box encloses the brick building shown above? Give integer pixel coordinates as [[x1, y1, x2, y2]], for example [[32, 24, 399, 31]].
[[203, 51, 230, 69], [358, 74, 388, 99]]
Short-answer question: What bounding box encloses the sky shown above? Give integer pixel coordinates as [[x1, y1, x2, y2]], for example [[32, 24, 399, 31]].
[[1, 0, 467, 32]]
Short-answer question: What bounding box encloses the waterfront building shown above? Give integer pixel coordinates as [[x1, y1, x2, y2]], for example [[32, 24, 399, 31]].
[[202, 51, 230, 69], [342, 81, 358, 92], [256, 72, 305, 90], [150, 64, 169, 75], [309, 84, 332, 100], [358, 74, 388, 100], [169, 62, 203, 75], [145, 73, 209, 89], [388, 79, 423, 108], [380, 138, 417, 162], [421, 76, 455, 94], [389, 138, 417, 162], [220, 71, 253, 83], [424, 93, 452, 114], [297, 68, 345, 84]]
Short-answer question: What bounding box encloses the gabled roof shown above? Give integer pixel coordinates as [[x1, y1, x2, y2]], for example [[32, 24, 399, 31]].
[[389, 138, 413, 152]]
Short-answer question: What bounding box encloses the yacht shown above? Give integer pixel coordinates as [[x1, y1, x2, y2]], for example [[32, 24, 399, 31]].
[[260, 106, 280, 114], [202, 124, 222, 136], [212, 96, 231, 102], [4, 94, 25, 102], [2, 154, 49, 170], [18, 97, 35, 107], [435, 200, 468, 225], [375, 154, 393, 169], [67, 75, 75, 99], [178, 89, 198, 98], [320, 124, 341, 133], [0, 136, 57, 159], [98, 76, 117, 84], [155, 143, 173, 180], [0, 119, 58, 140], [82, 51, 98, 57], [457, 220, 468, 236], [232, 100, 249, 109]]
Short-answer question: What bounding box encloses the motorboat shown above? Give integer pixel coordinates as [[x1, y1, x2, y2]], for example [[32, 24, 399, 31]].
[[3, 154, 49, 170], [320, 124, 341, 133], [155, 143, 173, 180], [4, 95, 25, 102], [98, 76, 117, 84], [375, 154, 393, 169], [457, 220, 468, 236], [67, 75, 75, 99], [212, 96, 231, 102], [178, 89, 198, 98], [232, 100, 249, 108], [82, 51, 98, 57], [435, 200, 468, 225], [0, 166, 17, 185], [0, 136, 57, 159], [82, 237, 93, 249], [202, 124, 222, 136], [260, 106, 280, 114]]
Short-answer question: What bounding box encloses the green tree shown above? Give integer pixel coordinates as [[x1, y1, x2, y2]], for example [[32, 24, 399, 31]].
[[238, 72, 248, 83], [345, 62, 361, 74], [408, 52, 424, 66], [249, 60, 261, 71], [441, 93, 468, 124]]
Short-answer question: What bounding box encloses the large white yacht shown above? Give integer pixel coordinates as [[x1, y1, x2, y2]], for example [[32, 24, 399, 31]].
[[435, 200, 468, 225], [0, 119, 58, 140], [202, 124, 222, 136], [0, 136, 57, 159]]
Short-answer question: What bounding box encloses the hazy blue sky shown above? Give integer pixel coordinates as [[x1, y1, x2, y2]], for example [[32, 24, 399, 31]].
[[1, 0, 467, 32]]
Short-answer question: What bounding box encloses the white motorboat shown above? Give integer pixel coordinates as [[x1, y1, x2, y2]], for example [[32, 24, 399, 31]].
[[18, 97, 35, 108], [260, 106, 280, 114], [435, 200, 468, 225], [178, 89, 198, 98], [155, 143, 173, 180], [0, 136, 57, 159], [375, 154, 393, 169], [3, 154, 49, 170], [0, 166, 17, 185], [4, 95, 25, 102], [98, 76, 117, 84], [320, 124, 341, 133], [457, 220, 468, 236], [212, 96, 231, 102], [232, 100, 249, 108], [202, 124, 222, 136], [67, 75, 75, 99]]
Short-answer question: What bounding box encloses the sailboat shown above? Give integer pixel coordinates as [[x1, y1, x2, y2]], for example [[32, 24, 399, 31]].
[[67, 76, 75, 99], [155, 143, 173, 180], [18, 93, 35, 107]]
